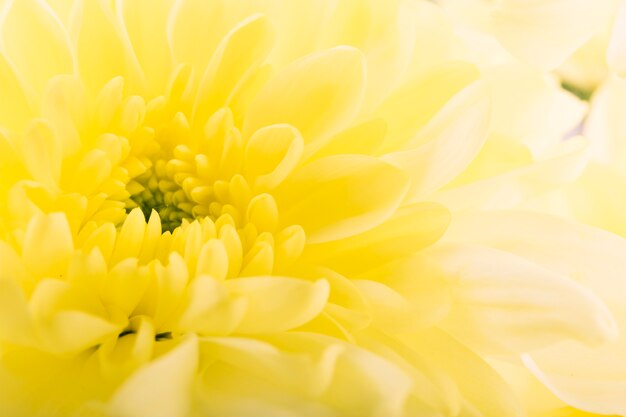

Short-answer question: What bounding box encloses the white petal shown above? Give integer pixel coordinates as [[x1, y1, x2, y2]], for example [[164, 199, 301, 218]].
[[607, 0, 626, 77], [430, 244, 618, 354]]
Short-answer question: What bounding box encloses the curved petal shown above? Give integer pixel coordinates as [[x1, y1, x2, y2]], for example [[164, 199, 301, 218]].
[[312, 118, 387, 160], [0, 54, 31, 131], [357, 254, 452, 331], [275, 155, 408, 243], [225, 277, 330, 333], [243, 46, 366, 146], [176, 275, 246, 335], [109, 335, 199, 417], [117, 0, 176, 94], [433, 136, 589, 212], [383, 81, 491, 200], [193, 13, 274, 125], [303, 202, 450, 275], [41, 75, 87, 156], [22, 212, 73, 278], [0, 242, 33, 345], [443, 210, 626, 413], [1, 0, 74, 92], [243, 124, 304, 191], [376, 61, 480, 152], [167, 0, 223, 72], [404, 329, 524, 417], [321, 340, 414, 417], [41, 310, 120, 354], [200, 335, 343, 398], [443, 210, 626, 310], [430, 244, 618, 354], [71, 0, 145, 94], [524, 339, 626, 416], [99, 258, 149, 317]]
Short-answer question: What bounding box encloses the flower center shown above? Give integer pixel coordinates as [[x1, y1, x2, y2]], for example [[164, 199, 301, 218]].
[[127, 156, 194, 233]]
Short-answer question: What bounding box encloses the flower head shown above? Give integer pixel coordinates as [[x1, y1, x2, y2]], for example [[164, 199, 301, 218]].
[[0, 1, 622, 416]]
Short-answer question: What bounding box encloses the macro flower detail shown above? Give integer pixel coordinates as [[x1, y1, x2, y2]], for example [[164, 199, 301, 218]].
[[1, 1, 625, 417]]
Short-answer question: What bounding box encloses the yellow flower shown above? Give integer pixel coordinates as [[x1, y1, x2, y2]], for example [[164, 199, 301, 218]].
[[0, 1, 484, 415], [0, 1, 621, 416]]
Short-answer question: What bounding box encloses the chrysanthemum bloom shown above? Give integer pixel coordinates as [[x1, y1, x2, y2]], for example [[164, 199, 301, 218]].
[[0, 1, 620, 416]]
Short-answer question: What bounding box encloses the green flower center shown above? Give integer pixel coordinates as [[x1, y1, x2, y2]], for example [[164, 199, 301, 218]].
[[127, 157, 194, 233]]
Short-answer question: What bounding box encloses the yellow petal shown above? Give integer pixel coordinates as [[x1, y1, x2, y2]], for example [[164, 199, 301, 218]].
[[0, 53, 31, 131], [0, 243, 33, 345], [376, 61, 480, 152], [110, 208, 146, 265], [71, 0, 145, 94], [312, 118, 387, 160], [243, 46, 366, 146], [177, 275, 246, 335], [151, 253, 189, 330], [99, 258, 148, 317], [383, 81, 491, 200], [303, 202, 450, 275], [246, 193, 278, 232], [194, 13, 274, 125], [355, 330, 462, 416], [357, 254, 452, 331], [275, 155, 408, 243], [41, 75, 87, 156], [405, 328, 524, 417], [273, 224, 306, 271], [243, 124, 304, 190], [1, 0, 74, 92], [195, 239, 229, 280], [219, 223, 243, 278], [351, 280, 415, 333], [117, 0, 175, 94], [45, 0, 74, 24], [239, 239, 274, 277], [43, 310, 120, 354], [109, 335, 198, 417], [225, 277, 330, 333], [20, 121, 62, 189], [0, 131, 27, 195], [98, 315, 155, 379], [320, 269, 371, 333], [167, 0, 223, 72], [22, 212, 73, 278], [65, 149, 112, 195], [321, 342, 413, 417], [200, 335, 343, 398]]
